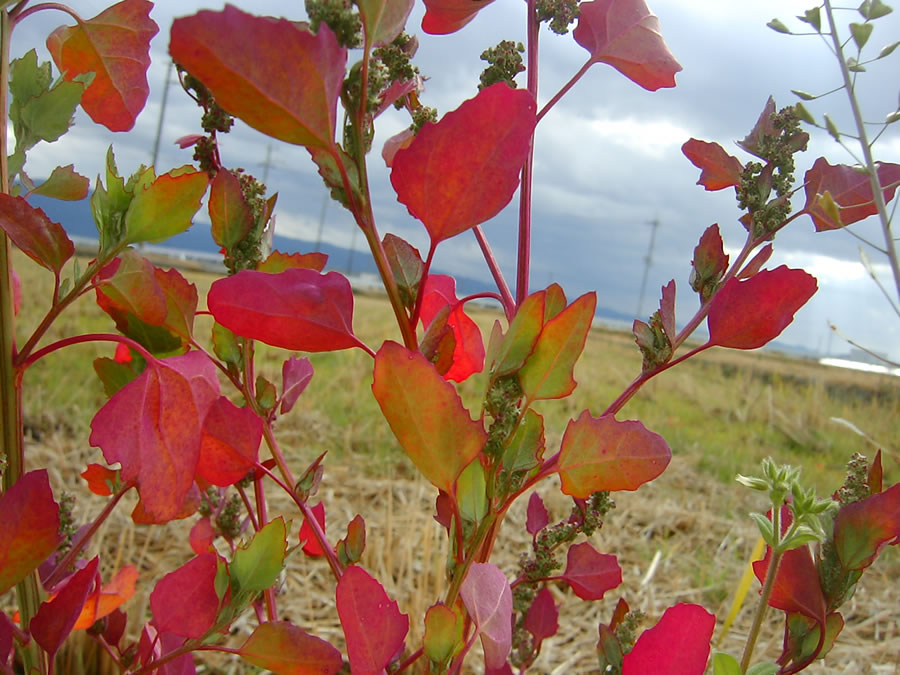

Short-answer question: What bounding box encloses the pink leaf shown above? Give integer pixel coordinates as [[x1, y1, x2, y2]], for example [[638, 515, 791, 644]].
[[299, 503, 327, 557], [526, 492, 549, 537], [196, 397, 262, 487], [421, 0, 497, 34], [737, 244, 773, 280], [524, 586, 559, 643], [560, 542, 622, 600], [281, 356, 314, 415], [833, 482, 900, 570], [622, 603, 716, 674], [336, 566, 409, 674], [0, 470, 60, 596], [89, 352, 220, 522], [558, 411, 671, 497], [682, 139, 743, 191], [170, 6, 346, 148], [658, 280, 676, 340], [391, 83, 536, 244], [419, 274, 485, 382], [150, 553, 220, 639], [803, 158, 900, 231], [573, 0, 682, 91], [706, 266, 817, 350], [459, 562, 513, 670], [207, 269, 363, 352], [31, 557, 99, 657]]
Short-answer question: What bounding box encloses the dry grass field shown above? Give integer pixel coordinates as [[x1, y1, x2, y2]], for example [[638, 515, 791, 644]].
[[8, 250, 900, 673]]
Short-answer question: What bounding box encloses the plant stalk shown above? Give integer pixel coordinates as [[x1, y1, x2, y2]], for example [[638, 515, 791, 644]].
[[823, 0, 900, 304]]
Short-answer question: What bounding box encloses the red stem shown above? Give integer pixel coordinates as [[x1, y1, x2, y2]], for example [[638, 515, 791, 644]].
[[410, 242, 436, 328], [473, 225, 515, 318], [516, 0, 540, 306], [536, 60, 592, 124], [394, 647, 424, 673], [17, 332, 154, 372], [9, 1, 82, 26]]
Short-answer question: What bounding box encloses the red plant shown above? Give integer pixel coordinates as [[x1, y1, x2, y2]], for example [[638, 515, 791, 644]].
[[0, 1, 896, 674]]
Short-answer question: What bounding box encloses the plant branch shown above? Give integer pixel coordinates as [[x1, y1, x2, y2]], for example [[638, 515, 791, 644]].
[[824, 0, 900, 306], [18, 332, 154, 373], [739, 547, 782, 673], [8, 1, 82, 26], [515, 0, 540, 306], [536, 60, 592, 124], [472, 225, 515, 318], [43, 481, 135, 589]]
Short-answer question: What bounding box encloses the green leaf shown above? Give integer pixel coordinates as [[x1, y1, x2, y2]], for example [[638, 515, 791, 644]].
[[96, 250, 168, 325], [31, 164, 90, 201], [358, 0, 413, 46], [457, 460, 487, 523], [91, 147, 132, 251], [424, 603, 463, 665], [501, 409, 545, 473], [850, 22, 874, 48], [750, 512, 777, 546], [93, 355, 142, 397], [746, 663, 779, 675], [794, 102, 817, 124], [798, 7, 822, 31], [231, 517, 288, 593], [878, 40, 900, 57], [766, 18, 792, 34], [791, 89, 817, 101], [383, 233, 423, 310], [712, 652, 741, 675], [124, 168, 208, 245], [372, 341, 487, 494], [8, 50, 90, 153], [518, 292, 596, 402], [846, 56, 866, 71], [491, 290, 545, 378], [212, 322, 242, 367], [824, 114, 841, 141], [858, 0, 893, 20], [208, 168, 254, 250]]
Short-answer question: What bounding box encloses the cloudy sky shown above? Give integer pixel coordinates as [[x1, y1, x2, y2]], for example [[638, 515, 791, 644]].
[[13, 0, 900, 362]]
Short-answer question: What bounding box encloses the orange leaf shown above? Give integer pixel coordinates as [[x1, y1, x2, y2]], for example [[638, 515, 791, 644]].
[[72, 566, 138, 630], [47, 0, 158, 131]]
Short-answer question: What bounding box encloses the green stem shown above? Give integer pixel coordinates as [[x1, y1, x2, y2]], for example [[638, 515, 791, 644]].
[[0, 9, 44, 673], [740, 506, 782, 674], [823, 0, 900, 304]]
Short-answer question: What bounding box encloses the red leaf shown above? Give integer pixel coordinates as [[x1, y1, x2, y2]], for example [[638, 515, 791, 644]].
[[753, 543, 825, 625], [170, 6, 346, 148], [526, 492, 550, 537], [190, 517, 216, 555], [299, 503, 327, 557], [150, 553, 220, 639], [238, 621, 343, 675], [573, 0, 682, 91], [524, 586, 559, 643], [0, 613, 15, 665], [207, 268, 363, 352], [460, 562, 513, 670], [868, 450, 883, 495], [421, 0, 497, 34], [391, 83, 536, 244], [0, 194, 73, 274], [47, 0, 158, 131], [89, 352, 220, 522], [558, 411, 671, 497], [833, 482, 900, 570], [80, 463, 119, 496], [622, 603, 715, 674], [419, 274, 485, 382], [803, 158, 900, 231], [96, 251, 168, 327], [336, 566, 409, 674], [258, 250, 328, 274], [560, 542, 622, 600], [372, 342, 487, 493], [131, 483, 202, 525], [208, 169, 254, 250], [196, 397, 262, 487], [738, 97, 776, 158], [31, 557, 99, 657], [281, 356, 314, 414], [682, 139, 743, 191], [706, 266, 817, 350], [0, 470, 60, 596], [382, 128, 415, 166], [72, 565, 138, 630]]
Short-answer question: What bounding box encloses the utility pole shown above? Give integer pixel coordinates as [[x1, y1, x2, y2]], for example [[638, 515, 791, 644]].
[[150, 62, 174, 168], [260, 144, 274, 184], [635, 218, 660, 318]]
